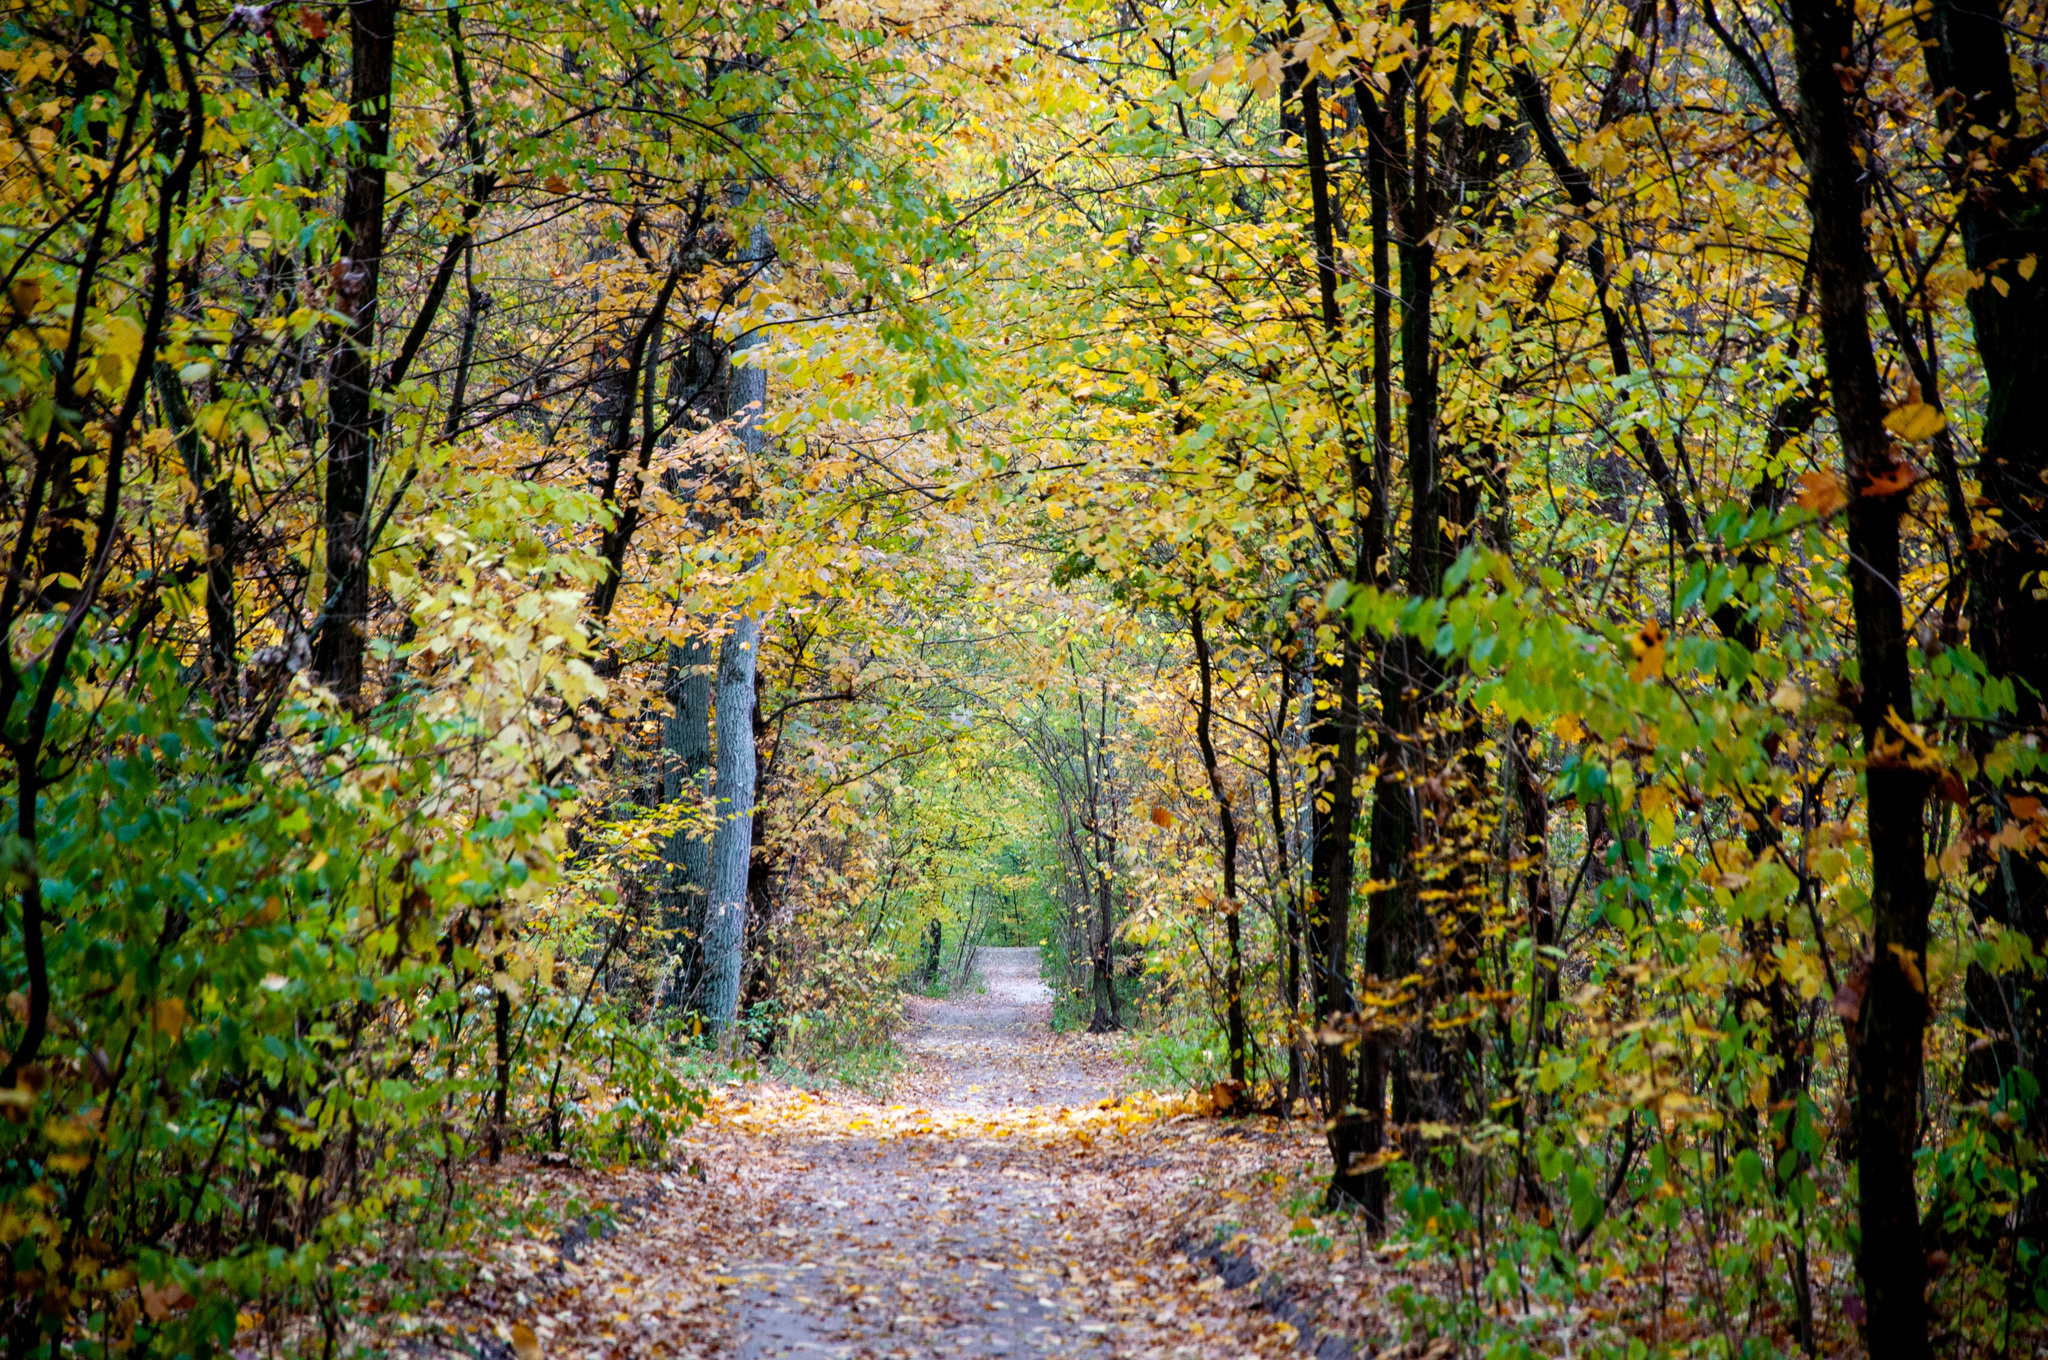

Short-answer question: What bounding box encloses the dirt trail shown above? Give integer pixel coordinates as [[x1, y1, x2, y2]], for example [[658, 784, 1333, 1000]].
[[411, 950, 1341, 1360], [723, 947, 1131, 1357]]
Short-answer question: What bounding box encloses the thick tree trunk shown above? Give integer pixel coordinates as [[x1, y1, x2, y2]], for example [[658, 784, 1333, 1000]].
[[1916, 0, 2048, 1117], [701, 296, 770, 1040], [1786, 1, 1936, 1354], [312, 0, 396, 699]]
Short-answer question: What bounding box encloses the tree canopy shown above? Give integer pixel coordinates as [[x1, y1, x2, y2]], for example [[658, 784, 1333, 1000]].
[[1, 0, 2044, 1351]]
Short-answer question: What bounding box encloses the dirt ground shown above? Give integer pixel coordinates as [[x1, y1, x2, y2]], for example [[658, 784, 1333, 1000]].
[[381, 948, 1385, 1360]]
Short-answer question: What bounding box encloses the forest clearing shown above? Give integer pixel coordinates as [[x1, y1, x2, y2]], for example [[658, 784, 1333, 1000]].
[[0, 0, 2045, 1354]]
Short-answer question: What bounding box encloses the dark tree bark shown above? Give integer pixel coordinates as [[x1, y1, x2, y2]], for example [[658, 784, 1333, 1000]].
[[1786, 0, 1936, 1354], [311, 0, 396, 698], [1293, 39, 1384, 1212], [588, 259, 686, 622], [490, 982, 510, 1164], [1191, 605, 1247, 1084], [1264, 666, 1304, 1104], [1915, 0, 2048, 1113]]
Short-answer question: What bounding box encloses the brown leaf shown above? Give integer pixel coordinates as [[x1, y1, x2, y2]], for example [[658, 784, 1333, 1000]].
[[512, 1323, 545, 1360], [1833, 952, 1872, 1021], [1862, 458, 1925, 498], [141, 1281, 192, 1322], [1795, 469, 1848, 515]]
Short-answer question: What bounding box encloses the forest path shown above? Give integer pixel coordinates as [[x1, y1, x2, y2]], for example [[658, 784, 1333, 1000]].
[[454, 952, 1338, 1360], [720, 947, 1134, 1358]]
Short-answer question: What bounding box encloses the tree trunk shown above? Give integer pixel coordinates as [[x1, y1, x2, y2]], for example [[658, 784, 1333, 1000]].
[[1786, 0, 1936, 1353], [701, 293, 770, 1040], [1264, 678, 1303, 1104], [702, 614, 760, 1039], [154, 363, 234, 682], [1916, 0, 2048, 1119], [660, 634, 715, 1009], [312, 0, 396, 699], [1191, 605, 1247, 1084]]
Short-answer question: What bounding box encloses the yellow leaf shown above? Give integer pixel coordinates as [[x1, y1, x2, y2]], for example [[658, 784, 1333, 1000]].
[[102, 315, 143, 361], [1883, 402, 1945, 441], [512, 1323, 545, 1360], [153, 997, 188, 1039], [1627, 619, 1665, 683]]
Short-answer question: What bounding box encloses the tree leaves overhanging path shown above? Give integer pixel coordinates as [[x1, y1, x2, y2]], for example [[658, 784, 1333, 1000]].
[[0, 0, 2044, 1354]]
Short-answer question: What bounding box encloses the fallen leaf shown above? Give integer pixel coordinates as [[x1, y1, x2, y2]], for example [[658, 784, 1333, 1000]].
[[512, 1322, 544, 1360]]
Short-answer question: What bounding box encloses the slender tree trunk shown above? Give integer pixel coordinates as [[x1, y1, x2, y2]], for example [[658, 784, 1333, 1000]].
[[1089, 828, 1120, 1032], [660, 634, 715, 1009], [702, 615, 760, 1039], [490, 982, 510, 1164], [312, 0, 396, 699], [1191, 606, 1247, 1085], [1265, 672, 1303, 1104], [154, 363, 234, 681], [1786, 1, 1935, 1354]]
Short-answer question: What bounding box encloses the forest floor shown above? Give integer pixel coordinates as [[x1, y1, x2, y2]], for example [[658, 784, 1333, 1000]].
[[385, 949, 1409, 1360]]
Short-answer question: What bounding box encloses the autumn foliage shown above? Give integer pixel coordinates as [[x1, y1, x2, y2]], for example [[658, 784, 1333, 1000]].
[[0, 0, 2044, 1352]]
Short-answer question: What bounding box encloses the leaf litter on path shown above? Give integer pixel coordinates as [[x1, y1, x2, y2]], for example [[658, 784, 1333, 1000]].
[[378, 948, 1377, 1360]]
